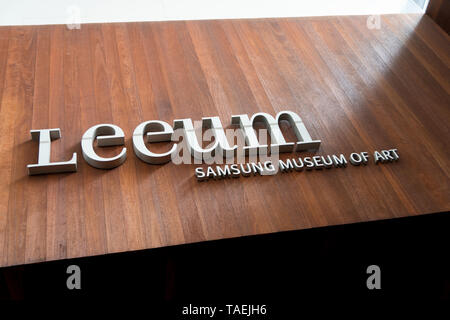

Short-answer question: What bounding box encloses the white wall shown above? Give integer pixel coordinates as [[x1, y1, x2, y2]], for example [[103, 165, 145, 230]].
[[0, 0, 424, 26]]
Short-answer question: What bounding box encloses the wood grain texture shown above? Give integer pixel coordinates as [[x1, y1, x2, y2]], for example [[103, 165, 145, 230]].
[[427, 0, 450, 35], [0, 14, 449, 267]]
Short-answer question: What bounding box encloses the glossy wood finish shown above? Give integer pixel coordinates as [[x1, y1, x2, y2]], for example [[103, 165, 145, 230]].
[[0, 14, 449, 267], [427, 0, 450, 34]]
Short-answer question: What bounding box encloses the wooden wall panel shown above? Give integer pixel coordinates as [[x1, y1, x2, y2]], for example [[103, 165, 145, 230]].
[[427, 0, 450, 34], [0, 14, 449, 267]]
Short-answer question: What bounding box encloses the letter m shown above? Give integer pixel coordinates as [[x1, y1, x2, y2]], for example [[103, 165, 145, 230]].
[[231, 110, 320, 154]]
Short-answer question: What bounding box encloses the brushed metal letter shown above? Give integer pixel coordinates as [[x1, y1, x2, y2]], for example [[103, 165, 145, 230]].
[[202, 117, 237, 159], [173, 117, 235, 161], [133, 120, 177, 164], [27, 128, 77, 175], [231, 114, 267, 156], [81, 124, 126, 169], [231, 111, 320, 155], [276, 111, 321, 151], [252, 112, 294, 153]]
